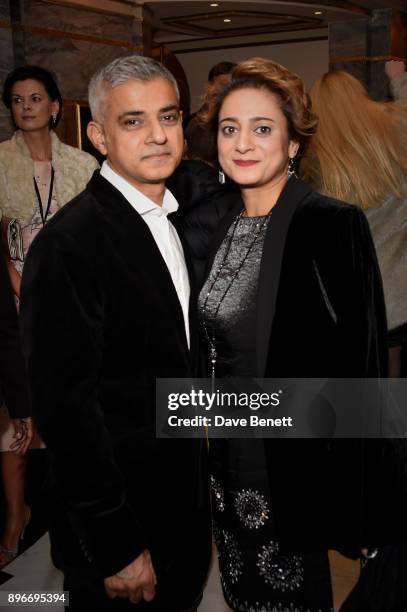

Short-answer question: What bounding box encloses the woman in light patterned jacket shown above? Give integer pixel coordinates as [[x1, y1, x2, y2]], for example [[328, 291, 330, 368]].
[[0, 65, 98, 568]]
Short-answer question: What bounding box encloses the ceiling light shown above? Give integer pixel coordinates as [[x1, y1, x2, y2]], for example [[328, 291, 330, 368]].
[[210, 3, 219, 6], [224, 18, 231, 22], [314, 10, 323, 15]]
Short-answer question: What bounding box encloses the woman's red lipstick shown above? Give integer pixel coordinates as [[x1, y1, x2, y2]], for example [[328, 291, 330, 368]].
[[233, 160, 258, 167]]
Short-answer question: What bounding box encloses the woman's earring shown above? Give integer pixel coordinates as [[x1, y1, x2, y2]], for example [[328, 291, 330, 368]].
[[51, 111, 57, 125], [218, 170, 226, 184], [287, 157, 297, 179]]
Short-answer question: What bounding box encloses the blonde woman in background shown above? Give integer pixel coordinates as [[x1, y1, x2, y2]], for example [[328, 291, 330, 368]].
[[301, 69, 407, 377]]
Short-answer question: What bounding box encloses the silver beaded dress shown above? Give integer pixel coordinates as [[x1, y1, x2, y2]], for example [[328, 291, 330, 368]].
[[198, 215, 332, 612]]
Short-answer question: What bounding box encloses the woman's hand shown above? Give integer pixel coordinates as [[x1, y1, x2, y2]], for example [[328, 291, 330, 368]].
[[6, 259, 21, 298], [10, 417, 33, 455]]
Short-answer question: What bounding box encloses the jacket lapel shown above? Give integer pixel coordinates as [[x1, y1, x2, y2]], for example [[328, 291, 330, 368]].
[[170, 213, 199, 367], [89, 173, 190, 356], [256, 177, 312, 376]]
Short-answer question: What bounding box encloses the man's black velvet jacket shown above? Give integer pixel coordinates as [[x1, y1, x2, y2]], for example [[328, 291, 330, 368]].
[[180, 176, 406, 553], [19, 172, 211, 606]]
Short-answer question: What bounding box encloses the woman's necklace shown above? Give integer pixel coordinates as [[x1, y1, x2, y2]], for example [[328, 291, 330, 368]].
[[200, 206, 273, 378], [33, 165, 55, 226]]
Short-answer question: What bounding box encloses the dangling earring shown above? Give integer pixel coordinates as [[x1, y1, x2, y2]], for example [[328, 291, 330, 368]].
[[218, 170, 226, 184], [287, 156, 297, 179], [51, 111, 57, 125]]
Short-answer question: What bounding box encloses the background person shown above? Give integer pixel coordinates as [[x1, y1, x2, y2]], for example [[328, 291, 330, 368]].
[[0, 65, 99, 297], [0, 249, 32, 568], [0, 64, 98, 570], [184, 61, 236, 167], [168, 61, 239, 285], [386, 59, 407, 109], [300, 69, 407, 377]]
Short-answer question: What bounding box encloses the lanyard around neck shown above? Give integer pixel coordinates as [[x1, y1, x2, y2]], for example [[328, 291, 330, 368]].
[[33, 166, 55, 226]]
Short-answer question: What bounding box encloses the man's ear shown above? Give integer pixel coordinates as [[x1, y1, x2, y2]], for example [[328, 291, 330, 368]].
[[87, 121, 107, 156]]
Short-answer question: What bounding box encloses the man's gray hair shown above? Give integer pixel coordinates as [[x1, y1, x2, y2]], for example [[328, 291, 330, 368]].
[[88, 54, 179, 121]]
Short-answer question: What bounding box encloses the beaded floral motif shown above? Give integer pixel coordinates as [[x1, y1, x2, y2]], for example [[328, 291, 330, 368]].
[[257, 540, 304, 591], [211, 474, 226, 513], [235, 488, 270, 529], [212, 518, 222, 550], [221, 529, 244, 584]]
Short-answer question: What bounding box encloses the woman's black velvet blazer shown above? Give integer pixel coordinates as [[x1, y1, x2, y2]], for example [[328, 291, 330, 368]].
[[179, 176, 406, 554]]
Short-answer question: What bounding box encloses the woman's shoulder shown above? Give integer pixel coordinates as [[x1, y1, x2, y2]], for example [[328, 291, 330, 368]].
[[0, 134, 32, 196], [304, 186, 357, 210], [301, 186, 364, 220], [52, 133, 99, 170], [57, 142, 99, 168], [294, 184, 369, 242], [0, 132, 24, 157], [0, 137, 14, 152]]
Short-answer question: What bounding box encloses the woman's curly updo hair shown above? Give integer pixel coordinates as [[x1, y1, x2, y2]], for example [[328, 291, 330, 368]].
[[199, 57, 317, 150]]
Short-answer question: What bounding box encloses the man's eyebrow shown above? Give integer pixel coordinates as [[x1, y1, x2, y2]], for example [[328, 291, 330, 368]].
[[118, 110, 145, 120], [159, 104, 179, 113], [118, 105, 179, 120]]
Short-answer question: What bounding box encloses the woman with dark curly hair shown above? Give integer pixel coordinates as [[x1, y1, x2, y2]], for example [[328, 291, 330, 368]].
[[190, 58, 395, 611]]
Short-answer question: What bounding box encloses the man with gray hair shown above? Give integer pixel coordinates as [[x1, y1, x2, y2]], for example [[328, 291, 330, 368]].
[[20, 55, 211, 611]]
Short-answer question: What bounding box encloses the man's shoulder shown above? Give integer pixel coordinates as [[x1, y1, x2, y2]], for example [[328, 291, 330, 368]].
[[32, 177, 110, 258], [48, 180, 100, 230], [25, 186, 106, 276], [35, 173, 138, 251]]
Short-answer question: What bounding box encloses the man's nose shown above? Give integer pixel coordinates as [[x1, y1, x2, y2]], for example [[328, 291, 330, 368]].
[[147, 120, 167, 144]]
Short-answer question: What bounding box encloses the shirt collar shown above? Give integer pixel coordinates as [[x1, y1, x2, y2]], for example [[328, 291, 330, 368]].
[[100, 160, 178, 217]]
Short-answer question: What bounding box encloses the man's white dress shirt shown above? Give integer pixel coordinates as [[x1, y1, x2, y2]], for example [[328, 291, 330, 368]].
[[100, 161, 190, 348]]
